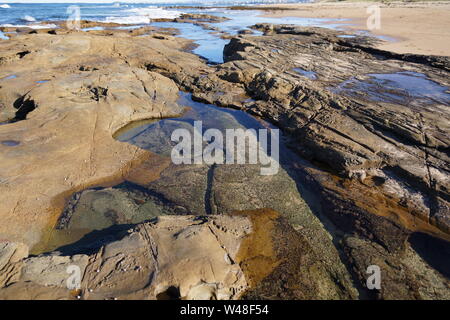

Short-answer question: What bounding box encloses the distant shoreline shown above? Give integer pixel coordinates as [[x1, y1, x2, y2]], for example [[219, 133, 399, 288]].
[[256, 1, 450, 56], [170, 1, 450, 56]]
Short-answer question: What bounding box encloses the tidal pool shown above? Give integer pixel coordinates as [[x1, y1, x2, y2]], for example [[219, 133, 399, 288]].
[[151, 21, 229, 64], [0, 74, 17, 80], [337, 34, 356, 39], [1, 140, 20, 146], [293, 67, 317, 80], [0, 31, 8, 40], [37, 92, 286, 254], [116, 92, 277, 154], [332, 71, 450, 105], [81, 26, 105, 32]]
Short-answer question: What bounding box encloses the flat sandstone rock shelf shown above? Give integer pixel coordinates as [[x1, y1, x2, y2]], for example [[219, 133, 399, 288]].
[[0, 22, 449, 300]]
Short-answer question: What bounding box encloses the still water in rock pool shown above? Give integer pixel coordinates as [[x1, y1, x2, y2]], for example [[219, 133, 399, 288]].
[[1, 140, 20, 146], [293, 67, 317, 80], [36, 92, 316, 255], [115, 91, 277, 155], [0, 74, 17, 81], [333, 71, 450, 106]]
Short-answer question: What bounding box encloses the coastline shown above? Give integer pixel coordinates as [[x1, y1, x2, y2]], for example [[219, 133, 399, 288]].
[[258, 1, 450, 56], [0, 3, 449, 300]]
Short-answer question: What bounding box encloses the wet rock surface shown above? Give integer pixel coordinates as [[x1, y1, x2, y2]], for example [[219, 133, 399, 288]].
[[151, 24, 450, 233], [0, 211, 356, 300], [0, 22, 449, 300], [343, 235, 450, 300], [0, 31, 195, 247], [0, 215, 251, 300], [141, 25, 450, 298], [220, 25, 450, 236]]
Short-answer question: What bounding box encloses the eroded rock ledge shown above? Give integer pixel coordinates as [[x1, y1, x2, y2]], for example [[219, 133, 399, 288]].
[[0, 210, 358, 300], [0, 24, 449, 300], [0, 215, 250, 300], [222, 24, 450, 235], [146, 24, 450, 238], [129, 24, 450, 299], [0, 32, 192, 246]]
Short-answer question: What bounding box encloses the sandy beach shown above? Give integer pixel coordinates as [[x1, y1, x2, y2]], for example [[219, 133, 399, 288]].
[[261, 1, 450, 56]]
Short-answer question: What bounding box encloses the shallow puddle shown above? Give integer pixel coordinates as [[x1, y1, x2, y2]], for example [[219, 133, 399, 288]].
[[0, 74, 17, 80], [1, 140, 20, 146], [82, 26, 105, 32], [332, 71, 450, 105], [337, 34, 356, 39], [293, 67, 317, 80], [0, 31, 8, 40]]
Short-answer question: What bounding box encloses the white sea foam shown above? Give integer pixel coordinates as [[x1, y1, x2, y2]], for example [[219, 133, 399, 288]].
[[21, 15, 37, 22], [0, 4, 11, 9], [103, 7, 182, 25], [1, 23, 58, 30]]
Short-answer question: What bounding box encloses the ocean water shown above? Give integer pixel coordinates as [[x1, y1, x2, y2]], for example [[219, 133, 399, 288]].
[[0, 2, 310, 26]]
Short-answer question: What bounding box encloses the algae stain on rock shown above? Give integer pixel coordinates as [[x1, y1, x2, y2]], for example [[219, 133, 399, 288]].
[[232, 208, 281, 287]]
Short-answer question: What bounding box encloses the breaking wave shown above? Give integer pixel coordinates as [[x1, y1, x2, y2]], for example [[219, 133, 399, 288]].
[[103, 6, 182, 25], [0, 23, 58, 29], [21, 15, 37, 22]]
